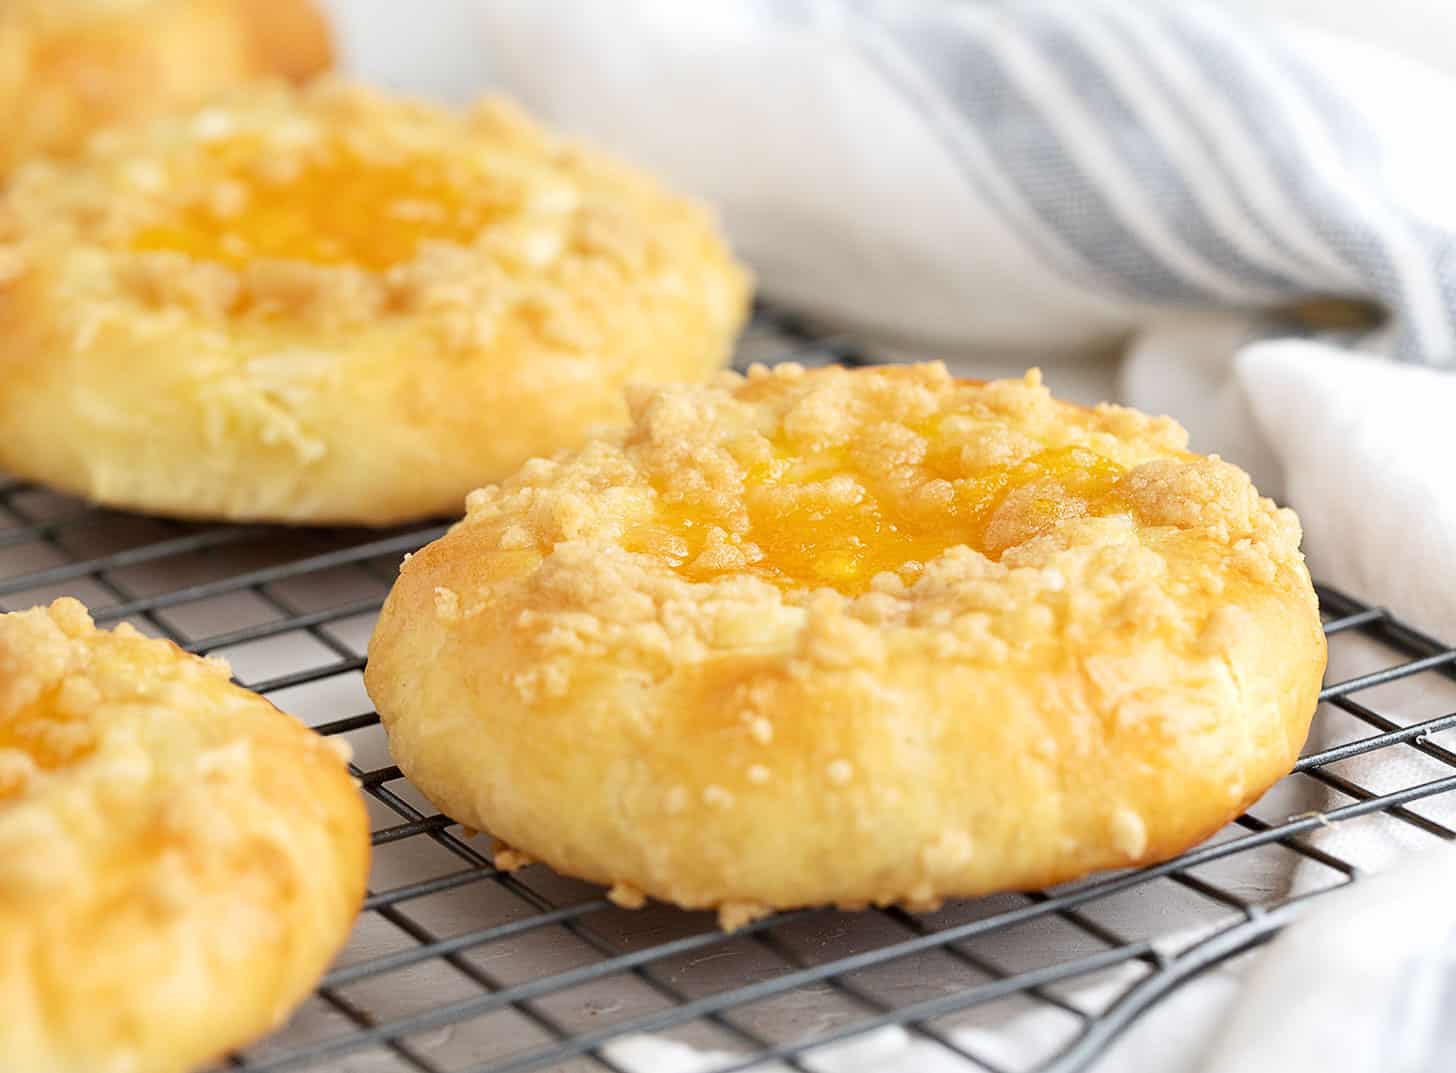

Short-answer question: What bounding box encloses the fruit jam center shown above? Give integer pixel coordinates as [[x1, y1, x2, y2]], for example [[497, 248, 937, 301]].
[[630, 443, 1127, 595], [131, 141, 491, 270]]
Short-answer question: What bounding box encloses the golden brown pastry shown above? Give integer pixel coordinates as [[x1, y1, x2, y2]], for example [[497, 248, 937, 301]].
[[366, 363, 1326, 930], [0, 598, 368, 1072], [0, 79, 750, 524], [0, 0, 332, 178]]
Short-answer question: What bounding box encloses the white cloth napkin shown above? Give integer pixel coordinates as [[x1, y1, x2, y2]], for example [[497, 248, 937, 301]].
[[320, 1, 1456, 1069], [471, 0, 1456, 350], [1240, 341, 1456, 641]]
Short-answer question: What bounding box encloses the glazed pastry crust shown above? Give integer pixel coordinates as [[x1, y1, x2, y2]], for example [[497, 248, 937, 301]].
[[366, 363, 1326, 928], [0, 599, 368, 1073], [0, 80, 750, 524], [0, 0, 331, 178]]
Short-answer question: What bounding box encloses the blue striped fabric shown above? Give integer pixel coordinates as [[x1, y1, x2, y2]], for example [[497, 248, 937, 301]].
[[823, 0, 1455, 362]]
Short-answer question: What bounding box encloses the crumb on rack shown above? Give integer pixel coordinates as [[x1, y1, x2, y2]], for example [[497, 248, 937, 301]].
[[608, 882, 647, 910], [718, 901, 772, 932], [492, 843, 535, 871]]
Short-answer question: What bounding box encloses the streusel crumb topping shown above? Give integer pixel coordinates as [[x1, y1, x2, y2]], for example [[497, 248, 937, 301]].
[[441, 363, 1304, 703]]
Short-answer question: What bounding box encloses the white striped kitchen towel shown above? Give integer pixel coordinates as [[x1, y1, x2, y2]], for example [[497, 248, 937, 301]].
[[460, 0, 1456, 362]]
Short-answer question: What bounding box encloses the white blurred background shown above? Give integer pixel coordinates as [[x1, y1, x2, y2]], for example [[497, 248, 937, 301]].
[[318, 0, 1456, 101]]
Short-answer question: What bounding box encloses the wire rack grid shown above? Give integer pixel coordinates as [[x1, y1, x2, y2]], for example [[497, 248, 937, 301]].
[[3, 305, 1456, 1073]]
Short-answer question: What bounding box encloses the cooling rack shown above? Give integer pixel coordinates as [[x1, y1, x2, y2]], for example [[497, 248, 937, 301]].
[[4, 304, 1456, 1073]]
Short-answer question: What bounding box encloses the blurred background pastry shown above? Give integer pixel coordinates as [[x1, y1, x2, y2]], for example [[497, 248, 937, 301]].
[[0, 0, 331, 179], [0, 79, 751, 524]]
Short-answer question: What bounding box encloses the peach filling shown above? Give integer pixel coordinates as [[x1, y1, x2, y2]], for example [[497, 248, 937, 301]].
[[131, 140, 494, 270], [628, 443, 1128, 595]]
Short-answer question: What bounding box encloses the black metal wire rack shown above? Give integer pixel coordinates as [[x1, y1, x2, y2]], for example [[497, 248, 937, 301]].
[[4, 304, 1456, 1073]]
